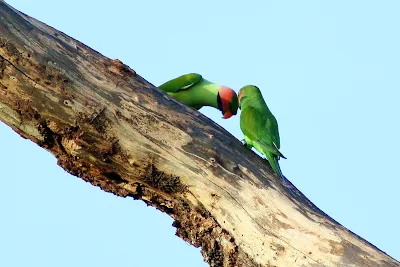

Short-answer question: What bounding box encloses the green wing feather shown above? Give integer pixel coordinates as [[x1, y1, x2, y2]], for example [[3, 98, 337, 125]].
[[240, 106, 286, 178], [240, 106, 285, 158], [239, 87, 293, 194], [158, 73, 203, 93]]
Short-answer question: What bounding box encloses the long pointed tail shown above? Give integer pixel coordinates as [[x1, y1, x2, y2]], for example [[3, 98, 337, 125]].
[[266, 154, 296, 197]]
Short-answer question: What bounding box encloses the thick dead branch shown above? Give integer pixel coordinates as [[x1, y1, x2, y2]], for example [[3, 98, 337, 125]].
[[0, 2, 398, 266]]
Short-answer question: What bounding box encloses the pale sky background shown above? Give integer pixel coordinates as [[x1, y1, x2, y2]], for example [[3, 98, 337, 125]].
[[1, 1, 399, 266]]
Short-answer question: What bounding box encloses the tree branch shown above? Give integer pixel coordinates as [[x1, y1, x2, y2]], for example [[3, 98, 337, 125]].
[[0, 2, 398, 266]]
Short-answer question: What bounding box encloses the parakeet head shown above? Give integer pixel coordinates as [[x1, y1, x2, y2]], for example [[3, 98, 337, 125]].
[[217, 86, 239, 119], [238, 85, 262, 109]]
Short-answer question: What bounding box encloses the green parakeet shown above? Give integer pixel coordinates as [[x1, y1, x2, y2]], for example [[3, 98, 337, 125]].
[[238, 85, 294, 195], [158, 73, 238, 119]]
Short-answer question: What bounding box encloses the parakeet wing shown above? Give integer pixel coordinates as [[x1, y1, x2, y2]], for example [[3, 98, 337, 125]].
[[158, 73, 203, 93], [240, 106, 283, 157]]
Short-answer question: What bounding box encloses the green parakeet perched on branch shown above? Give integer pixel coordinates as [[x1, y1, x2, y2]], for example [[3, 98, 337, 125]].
[[158, 73, 239, 119], [238, 85, 294, 195]]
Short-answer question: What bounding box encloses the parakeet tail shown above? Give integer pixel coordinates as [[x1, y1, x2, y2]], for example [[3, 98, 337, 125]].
[[266, 153, 296, 197]]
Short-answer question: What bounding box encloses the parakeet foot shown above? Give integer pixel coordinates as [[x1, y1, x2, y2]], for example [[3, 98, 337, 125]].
[[241, 139, 247, 146]]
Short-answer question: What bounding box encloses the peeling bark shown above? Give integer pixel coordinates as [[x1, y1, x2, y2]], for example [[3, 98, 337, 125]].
[[0, 2, 398, 266]]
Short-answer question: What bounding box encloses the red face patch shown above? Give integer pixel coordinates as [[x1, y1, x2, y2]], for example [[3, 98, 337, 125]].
[[219, 86, 235, 119]]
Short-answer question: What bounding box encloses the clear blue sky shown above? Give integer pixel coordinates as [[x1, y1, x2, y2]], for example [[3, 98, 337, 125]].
[[1, 1, 399, 266]]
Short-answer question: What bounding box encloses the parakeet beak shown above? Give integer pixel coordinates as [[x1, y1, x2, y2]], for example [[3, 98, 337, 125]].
[[218, 86, 239, 119], [238, 91, 243, 110], [238, 91, 243, 102]]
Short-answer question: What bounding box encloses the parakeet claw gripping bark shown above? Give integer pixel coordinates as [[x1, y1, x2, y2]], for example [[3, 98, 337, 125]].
[[238, 85, 296, 197], [158, 73, 239, 119]]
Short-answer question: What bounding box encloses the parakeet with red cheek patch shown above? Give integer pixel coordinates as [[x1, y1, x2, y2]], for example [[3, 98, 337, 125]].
[[158, 73, 238, 119], [239, 85, 295, 196]]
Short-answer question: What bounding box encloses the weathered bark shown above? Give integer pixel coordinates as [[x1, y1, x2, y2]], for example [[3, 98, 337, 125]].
[[0, 2, 398, 266]]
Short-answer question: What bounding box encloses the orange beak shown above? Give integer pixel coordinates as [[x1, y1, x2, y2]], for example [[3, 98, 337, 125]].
[[238, 91, 243, 103]]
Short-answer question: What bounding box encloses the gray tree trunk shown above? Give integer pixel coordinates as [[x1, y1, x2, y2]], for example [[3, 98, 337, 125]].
[[0, 1, 398, 266]]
